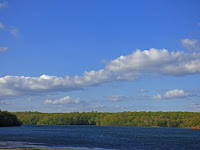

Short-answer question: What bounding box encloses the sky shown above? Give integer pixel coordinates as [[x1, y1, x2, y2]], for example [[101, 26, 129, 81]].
[[1, 0, 200, 112]]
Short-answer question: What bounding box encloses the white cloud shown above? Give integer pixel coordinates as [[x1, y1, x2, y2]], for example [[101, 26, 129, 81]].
[[90, 105, 105, 109], [0, 22, 5, 29], [152, 89, 192, 100], [0, 47, 8, 52], [109, 95, 126, 102], [164, 89, 190, 99], [44, 99, 53, 104], [152, 94, 162, 100], [10, 26, 19, 37], [106, 48, 200, 76], [1, 49, 200, 98], [181, 38, 200, 51], [109, 94, 149, 102], [44, 96, 80, 105], [0, 23, 20, 38], [115, 105, 124, 109], [137, 89, 148, 93], [0, 1, 8, 8]]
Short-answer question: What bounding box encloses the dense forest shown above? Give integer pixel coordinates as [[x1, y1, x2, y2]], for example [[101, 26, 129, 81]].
[[15, 111, 200, 129], [0, 110, 21, 127]]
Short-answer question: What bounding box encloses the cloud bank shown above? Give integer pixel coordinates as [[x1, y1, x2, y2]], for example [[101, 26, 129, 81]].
[[1, 48, 200, 98]]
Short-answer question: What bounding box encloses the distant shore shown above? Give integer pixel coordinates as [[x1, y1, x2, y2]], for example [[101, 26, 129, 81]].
[[14, 111, 200, 129]]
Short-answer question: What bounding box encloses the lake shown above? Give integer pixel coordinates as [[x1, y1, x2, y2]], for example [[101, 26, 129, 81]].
[[0, 125, 200, 150]]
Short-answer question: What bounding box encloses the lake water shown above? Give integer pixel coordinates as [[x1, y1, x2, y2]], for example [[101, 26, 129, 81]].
[[0, 125, 200, 150]]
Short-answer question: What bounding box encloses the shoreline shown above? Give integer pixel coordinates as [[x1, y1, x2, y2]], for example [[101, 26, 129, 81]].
[[18, 124, 200, 129], [0, 148, 107, 150], [1, 124, 199, 129]]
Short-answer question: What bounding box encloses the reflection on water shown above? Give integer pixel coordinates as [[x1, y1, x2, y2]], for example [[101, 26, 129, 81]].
[[0, 141, 111, 150], [0, 141, 46, 148], [0, 125, 200, 150]]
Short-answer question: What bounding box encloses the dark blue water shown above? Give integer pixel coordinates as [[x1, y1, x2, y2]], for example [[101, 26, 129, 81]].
[[0, 125, 200, 150]]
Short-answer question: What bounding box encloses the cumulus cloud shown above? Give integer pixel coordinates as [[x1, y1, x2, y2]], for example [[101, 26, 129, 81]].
[[44, 96, 80, 105], [106, 48, 200, 76], [0, 22, 5, 29], [0, 47, 8, 52], [0, 1, 8, 8], [1, 48, 200, 98], [152, 89, 193, 100], [181, 38, 200, 51], [164, 89, 190, 98], [152, 94, 163, 100], [10, 26, 19, 37]]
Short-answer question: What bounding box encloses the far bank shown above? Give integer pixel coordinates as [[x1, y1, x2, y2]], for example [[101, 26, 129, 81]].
[[14, 111, 200, 129]]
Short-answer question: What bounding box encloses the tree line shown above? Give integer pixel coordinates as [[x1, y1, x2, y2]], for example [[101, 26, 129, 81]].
[[0, 110, 21, 127], [14, 111, 200, 128]]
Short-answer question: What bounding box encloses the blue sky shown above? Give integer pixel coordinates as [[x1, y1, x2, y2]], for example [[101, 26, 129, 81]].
[[1, 0, 200, 112]]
